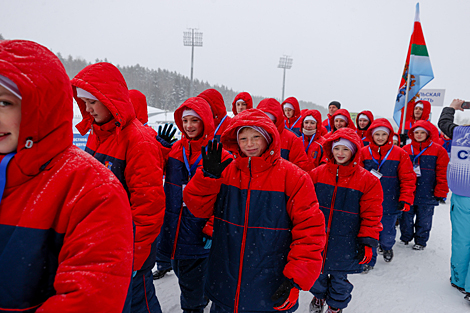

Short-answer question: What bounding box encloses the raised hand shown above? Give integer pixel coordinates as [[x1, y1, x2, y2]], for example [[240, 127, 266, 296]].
[[201, 140, 233, 178], [158, 123, 177, 144]]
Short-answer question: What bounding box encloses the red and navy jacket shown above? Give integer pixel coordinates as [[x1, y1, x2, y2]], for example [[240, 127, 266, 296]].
[[322, 114, 332, 132], [403, 121, 449, 205], [300, 110, 327, 169], [0, 40, 133, 312], [309, 128, 383, 274], [356, 110, 374, 146], [156, 97, 230, 259], [439, 137, 452, 153], [231, 91, 253, 116], [398, 100, 431, 135], [72, 62, 165, 272], [257, 98, 312, 171], [282, 96, 303, 136], [184, 109, 326, 312], [326, 109, 357, 135], [360, 118, 416, 215], [198, 88, 232, 142]]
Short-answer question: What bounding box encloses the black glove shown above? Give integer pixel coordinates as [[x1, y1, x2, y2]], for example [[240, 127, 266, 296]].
[[158, 123, 177, 144], [271, 279, 299, 311], [201, 140, 233, 178], [435, 197, 446, 204], [397, 201, 411, 212], [399, 134, 408, 147], [356, 244, 373, 264]]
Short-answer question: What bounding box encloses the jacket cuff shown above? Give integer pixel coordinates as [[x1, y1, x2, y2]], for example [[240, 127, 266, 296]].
[[357, 237, 379, 248], [156, 135, 173, 149], [202, 169, 220, 179]]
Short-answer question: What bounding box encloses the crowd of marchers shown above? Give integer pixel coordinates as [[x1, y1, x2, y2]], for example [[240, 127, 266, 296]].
[[1, 39, 469, 313]]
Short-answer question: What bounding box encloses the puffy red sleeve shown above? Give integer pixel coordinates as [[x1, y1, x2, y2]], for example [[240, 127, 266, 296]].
[[397, 148, 417, 205], [38, 182, 133, 312], [357, 169, 384, 243], [434, 145, 450, 198], [289, 135, 313, 171], [282, 167, 326, 291]]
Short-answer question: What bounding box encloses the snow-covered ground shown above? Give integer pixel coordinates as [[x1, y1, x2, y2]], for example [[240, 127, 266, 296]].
[[153, 198, 470, 312]]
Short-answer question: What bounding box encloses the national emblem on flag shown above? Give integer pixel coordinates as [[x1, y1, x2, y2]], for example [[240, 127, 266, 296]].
[[105, 161, 113, 169]]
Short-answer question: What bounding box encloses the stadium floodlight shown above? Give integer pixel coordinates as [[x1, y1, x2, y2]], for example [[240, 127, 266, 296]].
[[183, 29, 203, 97], [278, 55, 293, 101]]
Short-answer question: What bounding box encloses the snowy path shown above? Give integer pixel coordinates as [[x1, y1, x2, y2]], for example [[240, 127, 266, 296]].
[[154, 199, 470, 312]]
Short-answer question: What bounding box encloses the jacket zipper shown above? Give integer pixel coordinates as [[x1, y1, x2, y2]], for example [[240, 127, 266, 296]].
[[321, 166, 339, 273], [234, 157, 252, 313]]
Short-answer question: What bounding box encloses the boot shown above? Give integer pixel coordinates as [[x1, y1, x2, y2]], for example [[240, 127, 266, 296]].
[[383, 249, 394, 262], [309, 296, 325, 313], [412, 244, 425, 250], [325, 306, 343, 313], [152, 268, 172, 280], [450, 278, 467, 294], [465, 293, 470, 302], [362, 264, 373, 274], [377, 245, 383, 255]]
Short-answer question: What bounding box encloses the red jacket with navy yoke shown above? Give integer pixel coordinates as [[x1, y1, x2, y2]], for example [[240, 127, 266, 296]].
[[0, 40, 133, 312], [72, 63, 165, 272], [403, 121, 449, 205], [356, 110, 374, 146], [183, 109, 326, 312], [300, 110, 327, 169], [310, 128, 383, 274], [198, 88, 232, 142], [399, 100, 431, 135], [360, 118, 416, 215], [257, 98, 312, 171], [327, 109, 357, 134], [282, 96, 303, 136], [231, 91, 253, 116]]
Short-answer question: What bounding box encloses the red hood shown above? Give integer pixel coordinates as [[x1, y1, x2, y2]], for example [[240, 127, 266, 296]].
[[408, 120, 439, 145], [231, 92, 253, 115], [323, 127, 363, 166], [174, 97, 215, 145], [365, 118, 395, 147], [329, 109, 357, 132], [300, 109, 328, 137], [221, 108, 280, 162], [72, 62, 136, 136], [405, 100, 431, 122], [197, 89, 227, 128], [0, 40, 73, 181], [281, 96, 301, 122], [129, 89, 148, 125], [256, 98, 285, 135], [356, 110, 374, 131]]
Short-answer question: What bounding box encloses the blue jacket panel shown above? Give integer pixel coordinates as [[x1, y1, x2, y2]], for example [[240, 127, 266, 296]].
[[413, 154, 439, 205]]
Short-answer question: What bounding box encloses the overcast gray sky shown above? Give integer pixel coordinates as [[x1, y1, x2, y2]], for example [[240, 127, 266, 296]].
[[2, 0, 470, 124]]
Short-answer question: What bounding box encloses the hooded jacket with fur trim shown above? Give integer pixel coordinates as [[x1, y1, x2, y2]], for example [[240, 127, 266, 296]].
[[403, 120, 449, 205], [0, 40, 133, 312], [361, 118, 416, 214], [257, 98, 312, 171], [197, 88, 232, 142], [231, 91, 253, 116], [310, 128, 383, 273], [282, 96, 303, 136], [71, 62, 165, 272], [183, 109, 326, 312]]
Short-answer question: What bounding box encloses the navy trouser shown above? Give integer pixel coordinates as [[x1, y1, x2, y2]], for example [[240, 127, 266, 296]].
[[155, 250, 172, 272], [171, 257, 209, 313], [130, 269, 162, 313], [399, 204, 435, 246], [210, 301, 298, 313], [367, 213, 398, 267], [310, 272, 353, 310]]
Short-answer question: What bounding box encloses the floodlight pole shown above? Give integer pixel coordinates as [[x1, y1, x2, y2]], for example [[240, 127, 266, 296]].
[[281, 67, 287, 102], [278, 55, 293, 102], [184, 28, 203, 97]]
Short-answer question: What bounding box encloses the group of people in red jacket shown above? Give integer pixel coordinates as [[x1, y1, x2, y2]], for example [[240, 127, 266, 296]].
[[0, 39, 450, 313]]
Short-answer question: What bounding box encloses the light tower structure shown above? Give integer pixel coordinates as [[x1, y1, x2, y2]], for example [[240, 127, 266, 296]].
[[183, 28, 203, 97], [277, 55, 293, 102]]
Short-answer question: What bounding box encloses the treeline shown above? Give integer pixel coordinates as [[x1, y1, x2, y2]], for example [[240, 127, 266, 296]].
[[55, 52, 326, 115]]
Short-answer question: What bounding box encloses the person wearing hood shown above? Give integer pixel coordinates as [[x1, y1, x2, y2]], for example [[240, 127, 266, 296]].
[[198, 88, 232, 142], [299, 109, 327, 169], [322, 101, 341, 132], [71, 63, 166, 312], [327, 109, 357, 136], [400, 121, 449, 250], [282, 96, 303, 136], [356, 110, 374, 146], [183, 109, 326, 312], [232, 91, 253, 116], [398, 100, 431, 145], [360, 118, 416, 272], [308, 128, 383, 313], [0, 40, 133, 312], [156, 97, 232, 313], [257, 98, 312, 172]]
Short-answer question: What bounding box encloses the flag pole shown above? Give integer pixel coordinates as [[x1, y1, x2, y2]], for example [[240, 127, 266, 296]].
[[401, 71, 412, 134]]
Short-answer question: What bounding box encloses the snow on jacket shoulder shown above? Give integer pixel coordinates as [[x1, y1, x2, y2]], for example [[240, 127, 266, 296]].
[[282, 96, 303, 136], [300, 109, 327, 169], [257, 98, 312, 171], [310, 128, 383, 274], [157, 97, 229, 259], [183, 109, 326, 312], [197, 88, 232, 141], [231, 91, 253, 115], [71, 62, 165, 272], [0, 40, 133, 312], [403, 120, 449, 205], [360, 118, 416, 214]]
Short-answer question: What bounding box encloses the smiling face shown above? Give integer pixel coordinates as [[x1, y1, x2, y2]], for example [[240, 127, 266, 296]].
[[236, 100, 247, 114], [182, 115, 203, 139], [413, 129, 428, 142], [0, 85, 22, 154], [303, 119, 317, 131], [373, 130, 389, 146], [332, 145, 353, 165], [414, 106, 423, 120], [238, 127, 268, 157], [284, 107, 294, 118], [334, 118, 347, 130], [358, 118, 369, 129], [82, 98, 113, 125]]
